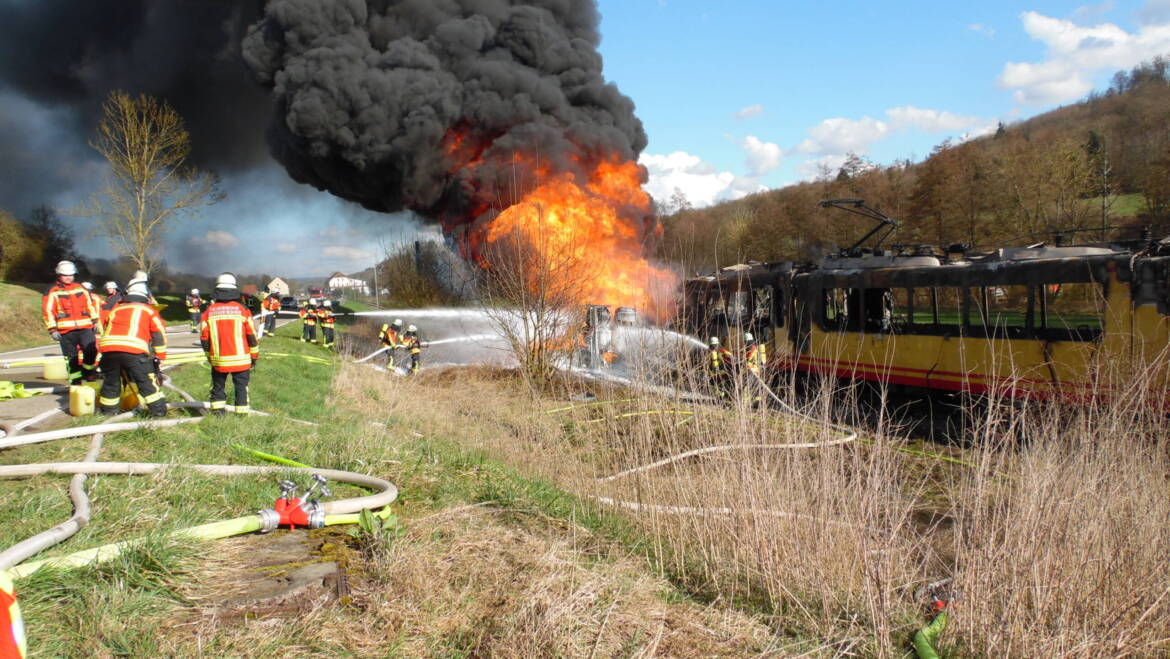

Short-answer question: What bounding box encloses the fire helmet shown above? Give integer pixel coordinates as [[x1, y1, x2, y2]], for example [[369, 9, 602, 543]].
[[407, 324, 417, 333], [126, 281, 150, 298], [81, 282, 93, 291], [128, 270, 148, 286], [215, 273, 237, 290], [104, 281, 118, 291], [190, 288, 199, 295], [709, 336, 720, 346], [55, 260, 77, 276], [744, 332, 755, 343], [309, 298, 317, 306], [392, 318, 403, 328], [324, 300, 332, 307]]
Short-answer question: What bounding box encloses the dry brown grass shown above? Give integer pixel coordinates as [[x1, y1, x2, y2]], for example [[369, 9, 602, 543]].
[[328, 357, 1170, 657]]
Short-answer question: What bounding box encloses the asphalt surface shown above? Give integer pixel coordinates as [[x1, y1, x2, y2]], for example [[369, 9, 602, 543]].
[[0, 315, 295, 433]]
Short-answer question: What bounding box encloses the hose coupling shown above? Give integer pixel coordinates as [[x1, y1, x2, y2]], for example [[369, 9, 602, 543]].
[[258, 508, 281, 533]]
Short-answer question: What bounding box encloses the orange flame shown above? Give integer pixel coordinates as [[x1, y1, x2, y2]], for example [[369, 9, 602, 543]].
[[475, 156, 677, 322]]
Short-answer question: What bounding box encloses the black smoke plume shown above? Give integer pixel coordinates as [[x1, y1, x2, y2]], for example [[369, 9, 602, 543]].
[[0, 0, 269, 173], [243, 0, 648, 232]]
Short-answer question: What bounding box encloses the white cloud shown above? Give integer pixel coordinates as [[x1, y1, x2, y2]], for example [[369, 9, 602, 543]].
[[795, 116, 891, 155], [795, 154, 849, 182], [189, 230, 239, 249], [886, 105, 996, 134], [640, 151, 764, 208], [322, 246, 373, 261], [275, 243, 297, 253], [969, 23, 996, 38], [740, 135, 783, 176], [733, 104, 765, 120], [998, 10, 1170, 105]]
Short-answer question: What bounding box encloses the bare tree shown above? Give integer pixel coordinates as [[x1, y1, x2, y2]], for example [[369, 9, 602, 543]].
[[82, 91, 222, 273], [480, 204, 595, 391]]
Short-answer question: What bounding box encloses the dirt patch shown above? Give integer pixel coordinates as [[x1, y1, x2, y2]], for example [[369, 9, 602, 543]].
[[173, 529, 353, 623]]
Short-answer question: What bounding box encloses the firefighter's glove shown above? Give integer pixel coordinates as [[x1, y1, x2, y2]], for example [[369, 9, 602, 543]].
[[49, 330, 61, 342]]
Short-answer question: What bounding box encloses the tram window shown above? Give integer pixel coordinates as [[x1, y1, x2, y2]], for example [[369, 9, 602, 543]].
[[890, 288, 912, 331], [1042, 282, 1104, 340], [754, 286, 781, 329], [863, 288, 894, 332], [909, 288, 937, 326], [971, 285, 1030, 337], [727, 289, 751, 326], [935, 288, 963, 328], [823, 288, 848, 331]]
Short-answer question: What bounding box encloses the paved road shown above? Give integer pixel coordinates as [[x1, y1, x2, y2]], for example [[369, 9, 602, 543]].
[[0, 313, 297, 433]]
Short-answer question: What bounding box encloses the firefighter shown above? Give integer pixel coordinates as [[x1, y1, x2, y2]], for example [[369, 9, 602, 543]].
[[97, 280, 168, 417], [127, 270, 158, 306], [403, 324, 422, 374], [261, 290, 281, 337], [743, 332, 767, 377], [300, 299, 318, 343], [378, 319, 404, 369], [185, 288, 204, 333], [81, 282, 103, 321], [319, 300, 337, 348], [707, 336, 732, 398], [200, 273, 259, 415], [743, 332, 767, 405], [100, 281, 121, 326], [42, 260, 100, 384]]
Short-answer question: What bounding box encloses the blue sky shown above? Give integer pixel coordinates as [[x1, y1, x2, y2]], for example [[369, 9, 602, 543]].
[[16, 0, 1170, 278], [608, 0, 1170, 205]]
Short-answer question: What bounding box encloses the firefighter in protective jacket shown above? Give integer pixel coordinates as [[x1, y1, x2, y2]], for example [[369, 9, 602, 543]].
[[319, 300, 337, 348], [261, 291, 281, 337], [403, 324, 422, 374], [100, 281, 121, 326], [97, 281, 168, 416], [200, 273, 259, 415], [185, 289, 204, 333], [300, 299, 318, 343], [743, 332, 767, 377], [42, 260, 100, 384], [378, 319, 404, 369]]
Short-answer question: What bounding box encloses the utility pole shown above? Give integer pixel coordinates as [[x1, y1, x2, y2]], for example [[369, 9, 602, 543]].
[[373, 257, 380, 309]]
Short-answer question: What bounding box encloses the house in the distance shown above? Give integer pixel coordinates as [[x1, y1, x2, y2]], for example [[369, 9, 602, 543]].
[[326, 272, 369, 296], [266, 277, 291, 296]]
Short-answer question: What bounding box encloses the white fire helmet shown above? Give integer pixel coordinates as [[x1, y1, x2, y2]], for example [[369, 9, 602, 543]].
[[407, 324, 417, 333], [324, 300, 332, 307], [81, 281, 94, 291], [128, 270, 148, 286], [709, 336, 720, 346], [55, 260, 77, 276], [215, 272, 237, 290], [190, 288, 199, 295], [744, 332, 755, 343], [104, 281, 118, 292], [392, 318, 403, 328], [126, 281, 150, 298], [309, 298, 317, 306]]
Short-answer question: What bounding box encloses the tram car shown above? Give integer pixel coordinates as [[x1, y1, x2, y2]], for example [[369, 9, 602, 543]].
[[682, 208, 1170, 403]]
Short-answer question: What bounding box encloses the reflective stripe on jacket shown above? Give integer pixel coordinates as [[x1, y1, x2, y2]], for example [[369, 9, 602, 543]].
[[200, 301, 259, 372], [320, 310, 335, 328], [745, 344, 767, 374], [300, 308, 316, 325], [42, 283, 98, 333], [99, 302, 167, 360]]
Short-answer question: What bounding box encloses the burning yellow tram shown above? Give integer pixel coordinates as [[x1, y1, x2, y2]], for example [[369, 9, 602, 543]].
[[681, 205, 1170, 404]]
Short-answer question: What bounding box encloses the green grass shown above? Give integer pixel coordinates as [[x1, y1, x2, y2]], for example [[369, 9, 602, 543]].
[[0, 282, 49, 352]]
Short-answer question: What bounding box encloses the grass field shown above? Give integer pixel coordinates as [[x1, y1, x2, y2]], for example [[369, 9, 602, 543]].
[[0, 318, 1166, 656], [0, 282, 48, 353]]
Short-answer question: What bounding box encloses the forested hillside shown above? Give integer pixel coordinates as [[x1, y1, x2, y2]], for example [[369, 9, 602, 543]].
[[658, 57, 1170, 275]]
